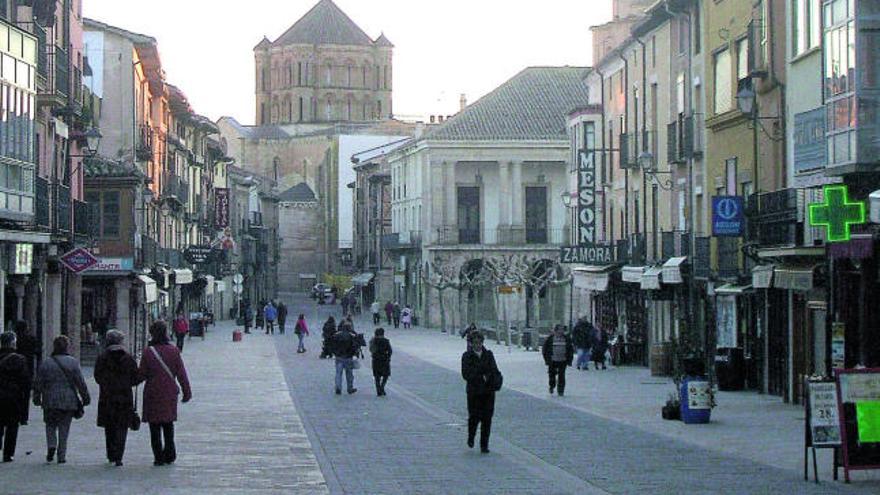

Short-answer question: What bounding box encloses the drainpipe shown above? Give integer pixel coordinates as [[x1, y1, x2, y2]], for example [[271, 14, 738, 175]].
[[636, 37, 648, 253], [617, 51, 630, 239], [595, 68, 608, 243]]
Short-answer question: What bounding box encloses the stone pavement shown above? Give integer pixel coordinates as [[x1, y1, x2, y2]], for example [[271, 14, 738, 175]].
[[275, 294, 880, 494], [2, 319, 327, 495]]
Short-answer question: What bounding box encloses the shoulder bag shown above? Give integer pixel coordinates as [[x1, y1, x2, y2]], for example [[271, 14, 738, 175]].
[[149, 346, 179, 393], [130, 383, 141, 431], [51, 356, 85, 419]]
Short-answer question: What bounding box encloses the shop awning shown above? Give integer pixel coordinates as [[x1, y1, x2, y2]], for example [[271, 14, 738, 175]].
[[774, 265, 817, 291], [752, 264, 774, 289], [572, 265, 616, 292], [173, 269, 193, 285], [215, 281, 226, 293], [715, 283, 753, 295], [156, 267, 172, 287], [641, 266, 663, 290], [662, 257, 687, 284], [137, 275, 158, 304], [205, 275, 215, 295], [351, 272, 375, 286], [621, 266, 646, 284]]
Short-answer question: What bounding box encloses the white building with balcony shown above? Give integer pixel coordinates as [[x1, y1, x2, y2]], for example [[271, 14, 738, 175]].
[[386, 66, 589, 331]]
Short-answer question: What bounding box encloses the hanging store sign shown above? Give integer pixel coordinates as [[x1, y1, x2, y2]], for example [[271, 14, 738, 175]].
[[10, 243, 33, 275], [577, 149, 597, 246], [809, 185, 866, 243], [712, 196, 744, 237], [184, 245, 214, 265], [59, 247, 98, 274], [716, 295, 738, 348], [87, 257, 134, 272], [214, 188, 230, 229]]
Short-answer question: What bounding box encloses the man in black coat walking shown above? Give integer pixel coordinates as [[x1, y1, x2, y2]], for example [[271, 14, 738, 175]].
[[461, 332, 500, 453], [0, 331, 32, 462], [542, 324, 574, 396], [368, 328, 392, 396]]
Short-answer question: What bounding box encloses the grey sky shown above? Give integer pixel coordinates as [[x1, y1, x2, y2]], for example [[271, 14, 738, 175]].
[[82, 0, 611, 124]]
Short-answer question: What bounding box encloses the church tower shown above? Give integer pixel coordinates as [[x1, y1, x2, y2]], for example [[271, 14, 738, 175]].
[[254, 0, 394, 126]]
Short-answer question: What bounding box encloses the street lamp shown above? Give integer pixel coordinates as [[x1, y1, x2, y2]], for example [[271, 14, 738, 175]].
[[736, 85, 756, 118], [639, 150, 674, 191]]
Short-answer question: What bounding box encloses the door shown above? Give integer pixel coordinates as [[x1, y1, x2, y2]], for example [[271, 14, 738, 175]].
[[457, 186, 480, 244], [525, 186, 548, 243]]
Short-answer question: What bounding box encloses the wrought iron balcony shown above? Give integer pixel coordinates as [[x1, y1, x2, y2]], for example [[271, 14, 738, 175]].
[[37, 44, 68, 108], [433, 226, 567, 246], [693, 236, 711, 279], [661, 230, 691, 259], [35, 176, 50, 227], [717, 237, 741, 279], [55, 184, 71, 233], [136, 125, 153, 161], [73, 199, 91, 237], [161, 173, 189, 205]]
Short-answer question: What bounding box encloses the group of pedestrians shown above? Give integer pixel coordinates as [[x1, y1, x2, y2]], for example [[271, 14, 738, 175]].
[[370, 301, 413, 329], [0, 321, 191, 467], [571, 317, 609, 371], [240, 299, 289, 335]]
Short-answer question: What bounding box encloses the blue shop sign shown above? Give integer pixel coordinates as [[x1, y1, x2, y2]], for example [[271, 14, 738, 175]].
[[712, 196, 744, 237]]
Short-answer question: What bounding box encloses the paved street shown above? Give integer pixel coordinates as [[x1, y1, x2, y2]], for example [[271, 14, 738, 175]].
[[2, 320, 327, 495], [3, 294, 880, 494]]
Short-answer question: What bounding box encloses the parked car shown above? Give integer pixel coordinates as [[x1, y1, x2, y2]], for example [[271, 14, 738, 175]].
[[311, 283, 332, 300]]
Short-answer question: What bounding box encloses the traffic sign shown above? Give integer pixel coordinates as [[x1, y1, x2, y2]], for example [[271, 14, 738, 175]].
[[59, 248, 99, 273], [233, 274, 244, 284], [233, 283, 244, 294]]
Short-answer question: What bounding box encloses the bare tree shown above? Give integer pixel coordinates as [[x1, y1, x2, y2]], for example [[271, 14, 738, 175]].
[[422, 256, 461, 334], [520, 258, 572, 329]]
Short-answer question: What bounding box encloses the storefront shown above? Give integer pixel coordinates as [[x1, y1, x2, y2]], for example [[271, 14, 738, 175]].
[[620, 265, 648, 366]]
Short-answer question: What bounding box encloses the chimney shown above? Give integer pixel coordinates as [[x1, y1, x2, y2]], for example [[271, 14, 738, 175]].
[[460, 94, 467, 112]]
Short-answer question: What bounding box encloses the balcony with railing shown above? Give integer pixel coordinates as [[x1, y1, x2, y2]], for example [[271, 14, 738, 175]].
[[35, 176, 49, 227], [385, 230, 423, 250], [55, 184, 71, 233], [615, 233, 646, 265], [661, 230, 691, 259], [433, 226, 568, 247], [73, 199, 91, 237], [161, 173, 189, 205], [693, 236, 711, 279], [717, 237, 741, 279], [136, 125, 153, 161], [37, 44, 68, 108]]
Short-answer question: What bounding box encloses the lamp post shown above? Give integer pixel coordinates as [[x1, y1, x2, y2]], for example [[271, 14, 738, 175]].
[[561, 190, 577, 331]]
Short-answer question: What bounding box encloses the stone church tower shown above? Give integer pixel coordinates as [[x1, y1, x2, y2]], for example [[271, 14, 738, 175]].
[[254, 0, 394, 125]]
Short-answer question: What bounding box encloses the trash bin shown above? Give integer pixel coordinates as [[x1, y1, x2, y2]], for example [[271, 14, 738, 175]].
[[714, 347, 745, 391], [521, 330, 532, 350], [189, 318, 204, 338], [680, 376, 712, 424]]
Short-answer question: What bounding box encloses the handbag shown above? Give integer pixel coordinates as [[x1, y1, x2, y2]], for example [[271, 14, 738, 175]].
[[352, 359, 361, 370], [51, 356, 85, 419], [149, 347, 179, 394], [130, 384, 141, 431], [487, 369, 504, 392]]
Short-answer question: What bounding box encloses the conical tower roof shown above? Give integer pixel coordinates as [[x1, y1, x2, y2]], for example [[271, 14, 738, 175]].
[[272, 0, 374, 47]]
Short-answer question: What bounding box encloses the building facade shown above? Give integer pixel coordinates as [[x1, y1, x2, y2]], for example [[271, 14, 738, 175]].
[[254, 0, 393, 126]]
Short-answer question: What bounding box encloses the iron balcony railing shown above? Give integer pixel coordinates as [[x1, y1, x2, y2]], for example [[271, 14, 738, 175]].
[[717, 237, 741, 279], [161, 172, 189, 205], [35, 176, 50, 227], [433, 227, 568, 246], [136, 125, 153, 161], [73, 199, 91, 237], [661, 230, 691, 259], [55, 184, 71, 233], [693, 236, 711, 279]]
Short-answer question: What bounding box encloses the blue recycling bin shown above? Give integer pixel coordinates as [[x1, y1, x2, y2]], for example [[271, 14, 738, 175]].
[[680, 376, 712, 424]]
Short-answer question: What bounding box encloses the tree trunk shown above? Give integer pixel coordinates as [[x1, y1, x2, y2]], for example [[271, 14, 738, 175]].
[[438, 287, 447, 334]]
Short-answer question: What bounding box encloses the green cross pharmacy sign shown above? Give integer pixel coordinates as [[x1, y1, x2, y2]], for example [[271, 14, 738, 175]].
[[808, 185, 866, 243]]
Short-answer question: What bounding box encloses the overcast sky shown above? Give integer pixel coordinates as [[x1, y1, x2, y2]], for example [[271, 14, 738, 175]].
[[82, 0, 612, 125]]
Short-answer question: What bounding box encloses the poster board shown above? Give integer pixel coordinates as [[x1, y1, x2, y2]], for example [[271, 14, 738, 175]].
[[807, 380, 842, 447], [835, 368, 880, 482]]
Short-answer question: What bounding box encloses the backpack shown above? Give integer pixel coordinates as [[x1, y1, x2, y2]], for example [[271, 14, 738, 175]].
[[332, 330, 355, 356]]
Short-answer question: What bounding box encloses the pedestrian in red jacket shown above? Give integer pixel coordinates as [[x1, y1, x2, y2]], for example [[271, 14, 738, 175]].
[[139, 321, 192, 466], [172, 312, 189, 352]]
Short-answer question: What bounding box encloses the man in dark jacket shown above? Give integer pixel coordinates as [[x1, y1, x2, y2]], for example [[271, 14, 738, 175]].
[[331, 323, 359, 395], [0, 331, 31, 462], [542, 325, 574, 396], [572, 318, 594, 371], [461, 332, 500, 454], [369, 328, 392, 396]]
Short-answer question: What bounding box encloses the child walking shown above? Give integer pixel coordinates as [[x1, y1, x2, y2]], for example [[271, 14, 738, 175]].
[[294, 314, 309, 353], [368, 328, 392, 396]]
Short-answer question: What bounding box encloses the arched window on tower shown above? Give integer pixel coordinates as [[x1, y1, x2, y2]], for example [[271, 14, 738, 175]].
[[297, 62, 303, 86], [273, 157, 281, 181], [325, 63, 332, 86], [261, 67, 270, 91]]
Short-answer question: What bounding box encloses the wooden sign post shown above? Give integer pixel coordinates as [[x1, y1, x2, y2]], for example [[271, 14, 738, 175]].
[[834, 368, 880, 483]]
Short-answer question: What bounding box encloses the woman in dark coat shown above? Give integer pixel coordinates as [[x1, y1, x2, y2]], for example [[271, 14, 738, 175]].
[[461, 332, 499, 453], [591, 327, 608, 370], [0, 331, 32, 463], [368, 328, 392, 396], [139, 321, 192, 466], [94, 330, 139, 466], [320, 316, 336, 359]]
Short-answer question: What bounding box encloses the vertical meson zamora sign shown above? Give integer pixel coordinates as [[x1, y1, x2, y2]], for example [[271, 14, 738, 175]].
[[578, 149, 596, 246]]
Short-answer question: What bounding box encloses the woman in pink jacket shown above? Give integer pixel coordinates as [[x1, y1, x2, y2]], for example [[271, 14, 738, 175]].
[[139, 321, 192, 466]]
